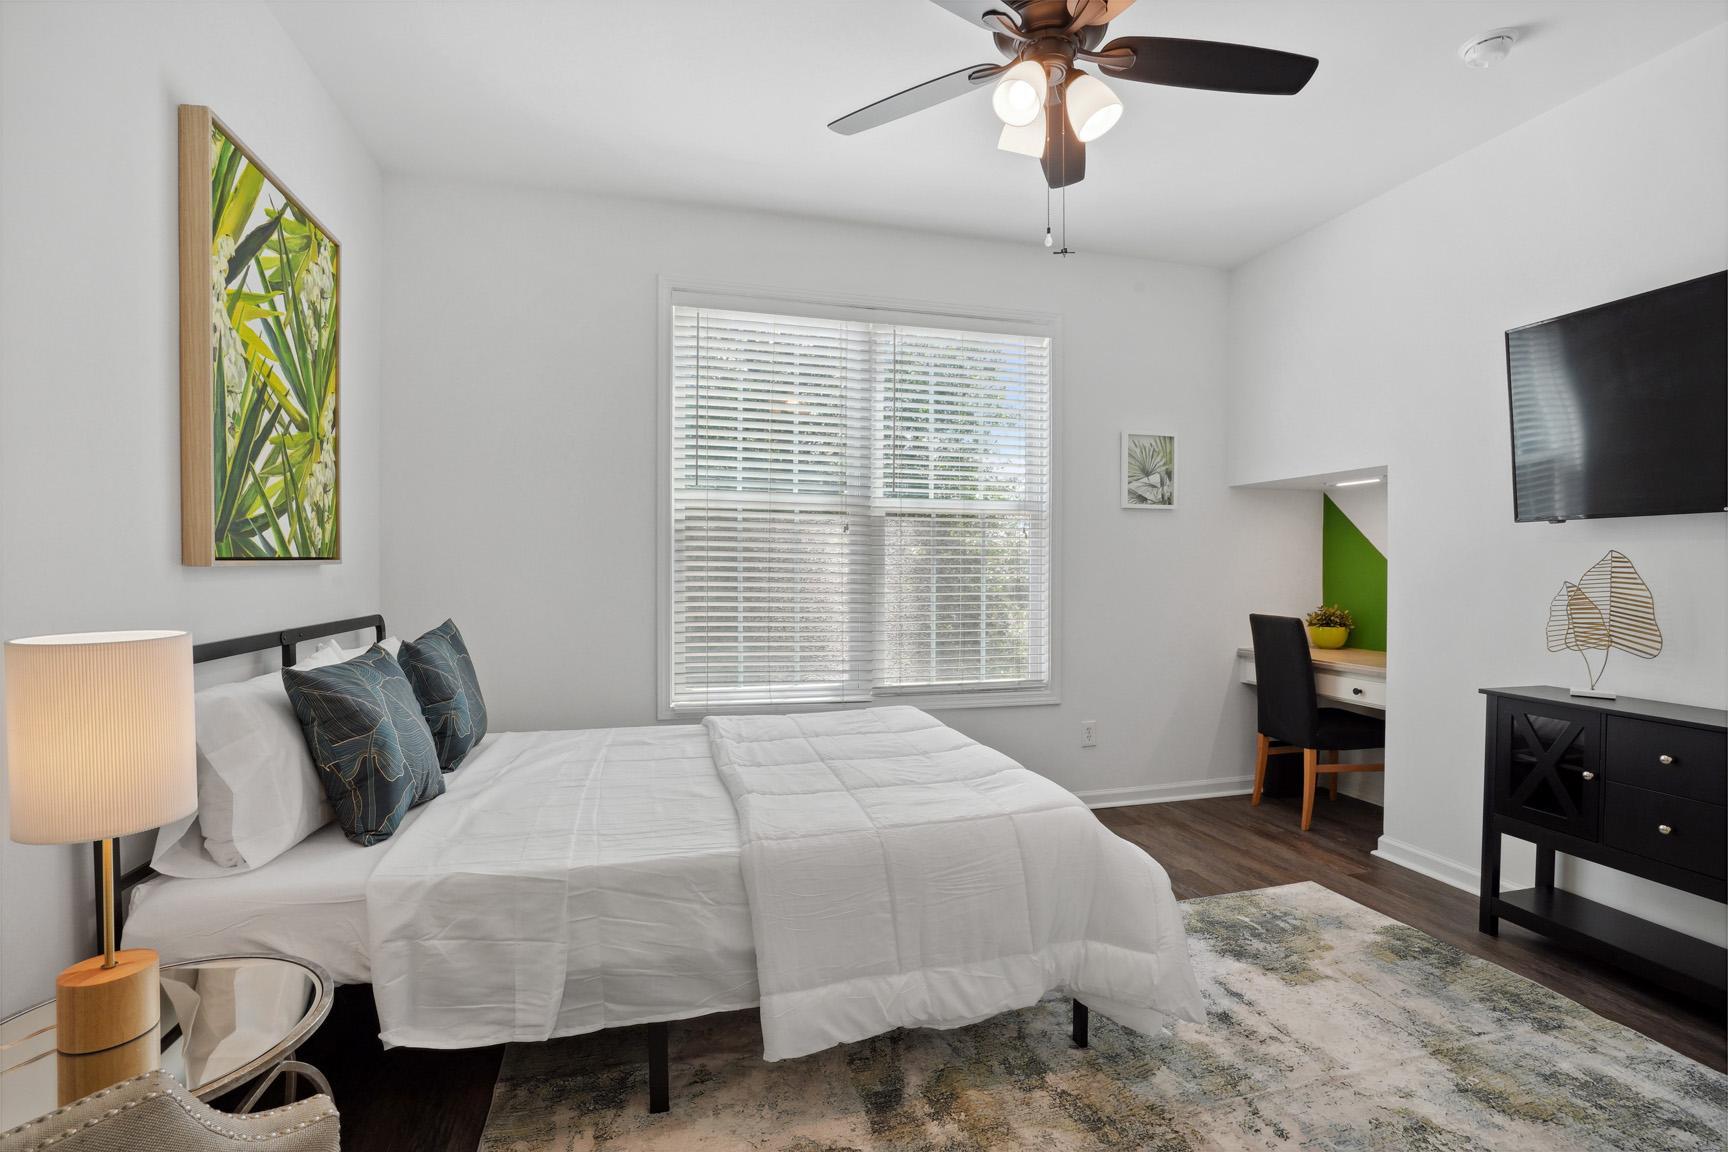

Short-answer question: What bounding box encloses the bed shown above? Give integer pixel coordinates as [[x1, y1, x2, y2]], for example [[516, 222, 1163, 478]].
[[122, 616, 1203, 1112]]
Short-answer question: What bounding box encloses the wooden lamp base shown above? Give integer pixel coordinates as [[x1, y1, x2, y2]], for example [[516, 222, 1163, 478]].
[[55, 1025, 160, 1106], [55, 948, 160, 1056]]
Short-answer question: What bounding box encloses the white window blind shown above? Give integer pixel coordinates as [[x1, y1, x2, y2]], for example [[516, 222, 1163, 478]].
[[668, 303, 1052, 713]]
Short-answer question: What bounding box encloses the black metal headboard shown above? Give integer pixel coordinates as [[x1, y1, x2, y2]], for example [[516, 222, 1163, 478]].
[[108, 614, 387, 947], [190, 613, 387, 668]]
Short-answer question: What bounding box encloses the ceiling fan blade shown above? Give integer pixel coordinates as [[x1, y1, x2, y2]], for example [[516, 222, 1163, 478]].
[[828, 64, 1005, 135], [1067, 0, 1138, 32], [1042, 104, 1085, 188], [1094, 36, 1318, 95], [928, 1, 1024, 34]]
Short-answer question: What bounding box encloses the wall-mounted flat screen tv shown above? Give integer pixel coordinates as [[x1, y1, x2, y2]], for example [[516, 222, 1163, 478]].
[[1506, 271, 1726, 523]]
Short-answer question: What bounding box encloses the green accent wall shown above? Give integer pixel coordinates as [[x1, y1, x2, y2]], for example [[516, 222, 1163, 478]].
[[1322, 494, 1387, 651]]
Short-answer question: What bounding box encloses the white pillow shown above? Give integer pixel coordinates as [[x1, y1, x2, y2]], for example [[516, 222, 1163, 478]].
[[150, 645, 356, 878], [326, 635, 401, 661], [151, 638, 406, 877]]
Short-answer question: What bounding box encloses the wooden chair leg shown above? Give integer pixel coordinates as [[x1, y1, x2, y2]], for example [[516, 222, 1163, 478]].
[[1325, 750, 1338, 801], [1251, 733, 1270, 806], [1301, 748, 1318, 831]]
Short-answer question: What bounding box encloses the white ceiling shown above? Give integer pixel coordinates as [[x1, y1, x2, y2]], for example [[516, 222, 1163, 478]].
[[267, 0, 1725, 266]]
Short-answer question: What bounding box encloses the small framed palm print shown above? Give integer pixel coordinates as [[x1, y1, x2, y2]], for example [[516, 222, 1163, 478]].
[[1122, 432, 1177, 509]]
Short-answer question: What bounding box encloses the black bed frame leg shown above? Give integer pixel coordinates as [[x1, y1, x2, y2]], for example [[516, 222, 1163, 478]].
[[646, 1022, 669, 1114], [1071, 999, 1089, 1049]]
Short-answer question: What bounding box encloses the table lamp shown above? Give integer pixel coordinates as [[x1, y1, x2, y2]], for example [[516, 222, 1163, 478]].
[[5, 630, 196, 1102]]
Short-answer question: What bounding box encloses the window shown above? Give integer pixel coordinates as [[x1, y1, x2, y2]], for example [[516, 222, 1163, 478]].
[[663, 294, 1053, 714]]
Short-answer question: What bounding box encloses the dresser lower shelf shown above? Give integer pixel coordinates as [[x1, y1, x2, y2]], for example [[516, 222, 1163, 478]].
[[1489, 886, 1726, 1009]]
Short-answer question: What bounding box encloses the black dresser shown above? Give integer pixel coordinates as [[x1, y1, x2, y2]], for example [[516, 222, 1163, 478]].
[[1479, 686, 1726, 1007]]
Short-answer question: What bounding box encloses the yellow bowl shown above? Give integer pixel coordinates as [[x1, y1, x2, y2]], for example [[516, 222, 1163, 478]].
[[1307, 625, 1349, 650]]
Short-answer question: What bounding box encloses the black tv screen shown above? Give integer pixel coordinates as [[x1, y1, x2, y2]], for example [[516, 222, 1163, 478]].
[[1506, 271, 1726, 522]]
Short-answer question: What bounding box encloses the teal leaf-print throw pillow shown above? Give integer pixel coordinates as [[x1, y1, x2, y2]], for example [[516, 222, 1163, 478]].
[[399, 619, 489, 771], [282, 646, 445, 845]]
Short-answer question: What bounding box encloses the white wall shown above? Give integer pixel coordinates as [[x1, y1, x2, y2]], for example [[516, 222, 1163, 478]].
[[381, 181, 1317, 806], [0, 1, 384, 1013], [1227, 27, 1728, 942]]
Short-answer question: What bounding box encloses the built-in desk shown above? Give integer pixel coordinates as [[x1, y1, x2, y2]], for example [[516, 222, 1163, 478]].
[[1236, 646, 1386, 710]]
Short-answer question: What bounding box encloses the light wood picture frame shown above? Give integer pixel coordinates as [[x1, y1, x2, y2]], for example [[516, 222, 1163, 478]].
[[1122, 431, 1177, 509], [180, 105, 340, 565]]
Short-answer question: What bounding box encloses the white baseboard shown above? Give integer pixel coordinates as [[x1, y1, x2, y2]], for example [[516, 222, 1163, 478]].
[[1372, 836, 1480, 894], [1077, 776, 1255, 809]]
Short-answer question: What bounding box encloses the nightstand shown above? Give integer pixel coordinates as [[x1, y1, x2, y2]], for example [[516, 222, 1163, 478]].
[[0, 954, 333, 1128]]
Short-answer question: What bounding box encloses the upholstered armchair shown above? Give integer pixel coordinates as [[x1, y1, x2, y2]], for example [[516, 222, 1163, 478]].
[[0, 1072, 338, 1152]]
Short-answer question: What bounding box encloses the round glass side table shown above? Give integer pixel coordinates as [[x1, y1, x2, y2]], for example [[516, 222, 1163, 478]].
[[0, 954, 333, 1129]]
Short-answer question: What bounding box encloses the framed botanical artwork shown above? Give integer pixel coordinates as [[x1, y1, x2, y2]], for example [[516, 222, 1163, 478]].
[[179, 105, 339, 564], [1122, 432, 1177, 509]]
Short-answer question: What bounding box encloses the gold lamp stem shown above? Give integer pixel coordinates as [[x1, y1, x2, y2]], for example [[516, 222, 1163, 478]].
[[54, 836, 159, 1103], [99, 838, 117, 969]]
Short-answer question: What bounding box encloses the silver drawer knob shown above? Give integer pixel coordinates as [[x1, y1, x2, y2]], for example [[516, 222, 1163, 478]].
[[1580, 771, 1595, 781], [1658, 754, 1674, 765], [1658, 824, 1673, 836]]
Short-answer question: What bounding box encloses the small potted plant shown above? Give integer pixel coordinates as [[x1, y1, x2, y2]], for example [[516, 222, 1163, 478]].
[[1305, 604, 1354, 649]]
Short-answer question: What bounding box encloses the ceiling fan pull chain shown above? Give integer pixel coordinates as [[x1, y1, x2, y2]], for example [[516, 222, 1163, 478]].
[[1050, 101, 1073, 255], [1053, 181, 1073, 257], [1044, 185, 1054, 248]]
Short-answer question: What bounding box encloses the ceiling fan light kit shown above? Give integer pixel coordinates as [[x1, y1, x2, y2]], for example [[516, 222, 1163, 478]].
[[1064, 72, 1122, 141], [998, 112, 1047, 157], [992, 58, 1048, 126]]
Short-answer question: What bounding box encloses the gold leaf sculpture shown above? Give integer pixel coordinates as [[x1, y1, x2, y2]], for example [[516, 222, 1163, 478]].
[[1545, 550, 1662, 690]]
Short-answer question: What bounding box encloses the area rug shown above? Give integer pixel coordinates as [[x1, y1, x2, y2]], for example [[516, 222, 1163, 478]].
[[478, 882, 1727, 1150]]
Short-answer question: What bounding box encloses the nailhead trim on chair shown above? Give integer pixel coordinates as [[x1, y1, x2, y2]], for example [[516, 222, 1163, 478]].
[[2, 1072, 337, 1150]]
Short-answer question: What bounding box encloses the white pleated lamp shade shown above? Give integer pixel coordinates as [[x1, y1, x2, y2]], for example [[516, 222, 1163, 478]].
[[6, 630, 196, 844]]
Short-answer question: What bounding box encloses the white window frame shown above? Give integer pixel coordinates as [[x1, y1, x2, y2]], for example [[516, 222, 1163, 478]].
[[656, 276, 1062, 719]]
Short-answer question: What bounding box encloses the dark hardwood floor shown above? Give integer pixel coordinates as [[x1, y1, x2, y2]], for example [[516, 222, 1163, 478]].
[[298, 792, 1726, 1151]]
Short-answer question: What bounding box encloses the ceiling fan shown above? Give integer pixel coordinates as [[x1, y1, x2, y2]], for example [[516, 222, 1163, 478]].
[[828, 0, 1319, 189]]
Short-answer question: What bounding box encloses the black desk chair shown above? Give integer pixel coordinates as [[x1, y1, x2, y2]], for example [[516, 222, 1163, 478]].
[[1249, 614, 1385, 831]]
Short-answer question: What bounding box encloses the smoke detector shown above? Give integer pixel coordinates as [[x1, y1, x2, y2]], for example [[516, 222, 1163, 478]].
[[1459, 28, 1520, 69]]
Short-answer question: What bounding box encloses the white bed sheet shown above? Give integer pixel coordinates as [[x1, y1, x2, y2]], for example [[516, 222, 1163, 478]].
[[127, 725, 758, 1037], [367, 725, 757, 1048], [125, 813, 413, 986]]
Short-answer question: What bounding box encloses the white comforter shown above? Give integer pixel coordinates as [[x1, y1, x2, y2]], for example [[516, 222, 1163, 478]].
[[704, 707, 1205, 1061]]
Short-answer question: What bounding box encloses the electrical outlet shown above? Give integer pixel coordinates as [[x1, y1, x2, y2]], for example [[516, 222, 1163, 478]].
[[1082, 721, 1098, 748]]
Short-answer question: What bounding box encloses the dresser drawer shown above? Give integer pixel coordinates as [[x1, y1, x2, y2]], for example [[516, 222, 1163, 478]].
[[1314, 670, 1385, 708], [1605, 717, 1726, 804], [1603, 783, 1726, 879]]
